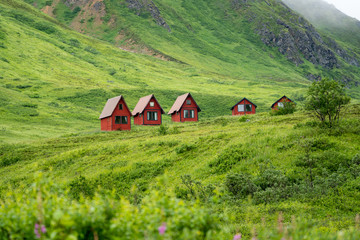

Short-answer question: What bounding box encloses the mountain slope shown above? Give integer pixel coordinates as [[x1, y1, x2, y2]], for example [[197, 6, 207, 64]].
[[23, 0, 360, 85], [0, 0, 318, 143], [282, 0, 360, 48]]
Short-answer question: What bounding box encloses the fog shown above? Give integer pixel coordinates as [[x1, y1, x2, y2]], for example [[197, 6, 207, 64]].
[[322, 0, 360, 20]]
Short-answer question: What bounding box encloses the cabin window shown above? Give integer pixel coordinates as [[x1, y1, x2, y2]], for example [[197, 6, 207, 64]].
[[184, 110, 194, 118], [147, 111, 158, 121], [246, 104, 252, 112], [186, 100, 191, 105], [121, 116, 128, 124], [150, 101, 155, 107], [115, 116, 128, 124], [184, 110, 188, 118], [278, 102, 284, 108], [238, 104, 245, 112], [119, 104, 123, 110]]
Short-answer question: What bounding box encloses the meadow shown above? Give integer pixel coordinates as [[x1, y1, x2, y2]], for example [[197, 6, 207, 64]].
[[1, 0, 360, 238], [1, 104, 360, 238]]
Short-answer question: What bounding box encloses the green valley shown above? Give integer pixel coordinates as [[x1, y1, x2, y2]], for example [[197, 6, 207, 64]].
[[0, 0, 360, 238]]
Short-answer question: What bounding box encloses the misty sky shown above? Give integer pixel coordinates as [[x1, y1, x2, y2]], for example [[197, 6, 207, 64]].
[[323, 0, 360, 20]]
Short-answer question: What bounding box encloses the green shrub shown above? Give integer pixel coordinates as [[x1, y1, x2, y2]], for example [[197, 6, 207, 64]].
[[225, 173, 257, 198], [271, 101, 296, 115], [34, 22, 56, 34], [209, 145, 249, 173], [158, 124, 168, 135], [69, 176, 96, 200], [175, 143, 196, 154], [0, 178, 225, 239]]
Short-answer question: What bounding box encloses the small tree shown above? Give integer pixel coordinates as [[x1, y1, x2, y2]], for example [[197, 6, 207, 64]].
[[305, 78, 350, 127]]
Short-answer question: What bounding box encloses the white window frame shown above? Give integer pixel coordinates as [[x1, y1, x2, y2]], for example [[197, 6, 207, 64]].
[[278, 102, 284, 108], [186, 100, 191, 105], [150, 101, 155, 107], [147, 111, 158, 121], [238, 104, 245, 112]]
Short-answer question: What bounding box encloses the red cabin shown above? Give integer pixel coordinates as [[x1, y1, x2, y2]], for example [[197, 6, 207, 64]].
[[132, 94, 164, 125], [271, 95, 295, 110], [168, 93, 201, 122], [99, 95, 132, 131], [231, 98, 257, 116]]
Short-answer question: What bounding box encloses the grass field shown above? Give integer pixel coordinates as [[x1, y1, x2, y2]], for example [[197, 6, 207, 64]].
[[1, 0, 360, 238], [0, 0, 328, 143], [1, 104, 360, 237]]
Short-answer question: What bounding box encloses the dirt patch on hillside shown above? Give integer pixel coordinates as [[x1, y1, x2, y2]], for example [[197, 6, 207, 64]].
[[41, 0, 60, 18]]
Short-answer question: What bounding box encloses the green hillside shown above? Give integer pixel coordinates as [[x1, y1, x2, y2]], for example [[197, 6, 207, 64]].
[[0, 0, 312, 143], [24, 0, 360, 82], [1, 0, 360, 238], [282, 0, 360, 47], [1, 106, 360, 237], [1, 0, 360, 143]]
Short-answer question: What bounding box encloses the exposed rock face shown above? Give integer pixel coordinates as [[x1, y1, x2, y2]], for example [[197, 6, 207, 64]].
[[126, 0, 171, 32], [256, 16, 338, 69], [233, 0, 358, 69]]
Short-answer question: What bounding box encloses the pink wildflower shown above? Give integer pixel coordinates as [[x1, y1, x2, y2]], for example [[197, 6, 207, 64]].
[[233, 233, 242, 240], [41, 225, 47, 233], [34, 223, 41, 239], [158, 222, 166, 235]]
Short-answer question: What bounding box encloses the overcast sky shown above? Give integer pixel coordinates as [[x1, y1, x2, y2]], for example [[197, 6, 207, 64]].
[[323, 0, 360, 20]]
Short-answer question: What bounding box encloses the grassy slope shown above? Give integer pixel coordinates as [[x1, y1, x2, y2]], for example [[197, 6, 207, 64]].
[[282, 0, 360, 48], [1, 106, 360, 235], [26, 0, 360, 85], [1, 0, 360, 235], [0, 0, 322, 143]]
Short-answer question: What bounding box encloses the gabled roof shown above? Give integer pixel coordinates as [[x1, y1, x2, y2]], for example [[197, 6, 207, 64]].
[[132, 94, 165, 116], [168, 93, 201, 115], [99, 95, 131, 119], [271, 95, 296, 108], [230, 97, 257, 110]]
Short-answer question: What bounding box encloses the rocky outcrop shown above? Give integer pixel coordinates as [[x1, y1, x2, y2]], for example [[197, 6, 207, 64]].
[[325, 37, 359, 67], [256, 16, 338, 69], [126, 0, 171, 32], [233, 0, 358, 69]]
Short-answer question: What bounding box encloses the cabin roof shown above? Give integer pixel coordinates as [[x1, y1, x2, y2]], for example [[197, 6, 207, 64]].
[[230, 97, 257, 110], [168, 93, 201, 115], [132, 94, 165, 116], [271, 95, 296, 108], [99, 95, 131, 119]]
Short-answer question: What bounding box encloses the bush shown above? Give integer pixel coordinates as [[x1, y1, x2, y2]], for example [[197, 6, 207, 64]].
[[225, 173, 257, 198], [271, 101, 296, 115], [34, 22, 56, 34], [158, 124, 168, 135], [69, 176, 95, 200], [0, 178, 225, 239], [175, 143, 196, 154], [209, 145, 249, 173]]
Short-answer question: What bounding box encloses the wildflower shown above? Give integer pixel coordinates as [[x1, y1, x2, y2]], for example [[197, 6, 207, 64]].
[[34, 223, 46, 238], [233, 233, 242, 240], [158, 222, 166, 235], [41, 225, 47, 233], [34, 223, 41, 239]]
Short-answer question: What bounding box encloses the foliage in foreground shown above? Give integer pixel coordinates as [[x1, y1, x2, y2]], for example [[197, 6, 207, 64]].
[[1, 178, 360, 240], [0, 178, 223, 240]]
